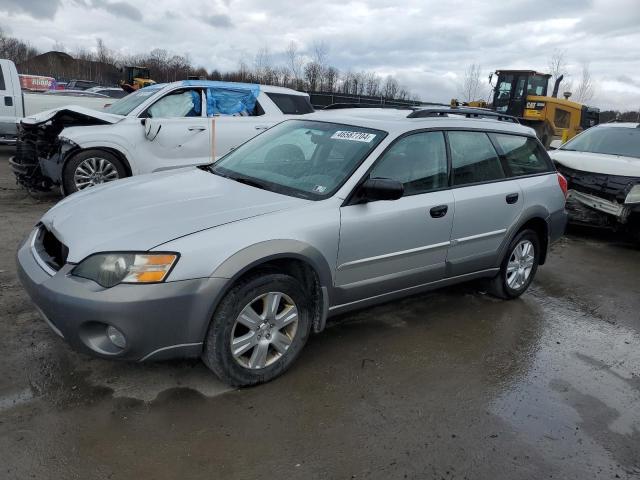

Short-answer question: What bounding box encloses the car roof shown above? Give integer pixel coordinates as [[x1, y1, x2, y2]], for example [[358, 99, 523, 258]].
[[302, 107, 537, 137], [594, 122, 640, 129], [150, 80, 309, 96]]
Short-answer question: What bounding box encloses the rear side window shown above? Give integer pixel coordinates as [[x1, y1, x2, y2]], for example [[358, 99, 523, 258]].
[[266, 92, 314, 114], [370, 131, 448, 195], [0, 64, 5, 90], [491, 134, 552, 176], [448, 131, 505, 186]]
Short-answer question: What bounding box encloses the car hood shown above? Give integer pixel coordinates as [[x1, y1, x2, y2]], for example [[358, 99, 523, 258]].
[[550, 149, 640, 177], [41, 168, 310, 263], [21, 105, 124, 126]]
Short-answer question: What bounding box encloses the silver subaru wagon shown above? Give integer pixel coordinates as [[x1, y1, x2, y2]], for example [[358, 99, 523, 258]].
[[17, 107, 567, 386]]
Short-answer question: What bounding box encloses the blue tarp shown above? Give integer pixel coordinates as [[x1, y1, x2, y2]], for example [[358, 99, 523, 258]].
[[182, 80, 260, 116]]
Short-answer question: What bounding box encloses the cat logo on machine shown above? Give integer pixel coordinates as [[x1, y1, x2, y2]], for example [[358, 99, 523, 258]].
[[526, 101, 545, 110]]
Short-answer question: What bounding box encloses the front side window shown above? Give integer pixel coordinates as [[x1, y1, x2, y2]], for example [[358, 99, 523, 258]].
[[494, 74, 514, 112], [492, 133, 552, 176], [211, 120, 386, 199], [146, 89, 202, 118], [449, 131, 505, 186], [369, 131, 448, 195], [560, 127, 640, 159]]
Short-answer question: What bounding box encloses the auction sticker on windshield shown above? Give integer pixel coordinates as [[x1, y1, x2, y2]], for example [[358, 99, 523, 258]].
[[331, 131, 376, 142]]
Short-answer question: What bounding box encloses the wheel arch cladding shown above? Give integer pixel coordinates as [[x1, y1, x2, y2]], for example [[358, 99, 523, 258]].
[[512, 215, 550, 265], [210, 240, 333, 333]]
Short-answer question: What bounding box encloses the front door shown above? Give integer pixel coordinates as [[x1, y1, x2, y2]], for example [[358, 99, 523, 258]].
[[0, 62, 17, 137], [136, 88, 212, 172], [336, 131, 454, 304]]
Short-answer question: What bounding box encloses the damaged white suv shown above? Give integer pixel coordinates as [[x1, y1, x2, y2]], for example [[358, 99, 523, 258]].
[[10, 80, 313, 194]]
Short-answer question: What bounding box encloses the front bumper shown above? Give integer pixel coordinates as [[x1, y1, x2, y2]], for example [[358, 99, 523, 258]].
[[566, 189, 637, 226], [16, 234, 229, 361]]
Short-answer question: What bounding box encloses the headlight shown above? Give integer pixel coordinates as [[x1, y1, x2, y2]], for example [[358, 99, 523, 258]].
[[72, 252, 179, 288], [625, 185, 640, 204]]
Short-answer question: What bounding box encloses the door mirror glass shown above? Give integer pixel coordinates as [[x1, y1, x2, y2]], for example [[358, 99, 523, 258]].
[[359, 178, 404, 202]]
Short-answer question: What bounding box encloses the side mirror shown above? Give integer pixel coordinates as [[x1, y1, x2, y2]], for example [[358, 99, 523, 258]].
[[144, 118, 162, 141], [358, 178, 404, 202], [548, 139, 562, 150]]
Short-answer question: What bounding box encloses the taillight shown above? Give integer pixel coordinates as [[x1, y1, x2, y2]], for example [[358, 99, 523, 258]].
[[557, 172, 568, 198]]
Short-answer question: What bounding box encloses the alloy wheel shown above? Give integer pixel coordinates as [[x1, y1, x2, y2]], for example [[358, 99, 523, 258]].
[[73, 157, 119, 190], [506, 239, 535, 290], [230, 292, 299, 369]]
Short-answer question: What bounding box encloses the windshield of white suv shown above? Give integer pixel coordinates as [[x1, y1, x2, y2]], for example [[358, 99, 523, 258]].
[[211, 120, 386, 199], [104, 85, 163, 116], [560, 126, 640, 159]]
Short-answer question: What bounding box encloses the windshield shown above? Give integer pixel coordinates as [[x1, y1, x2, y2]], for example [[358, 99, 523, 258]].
[[104, 86, 162, 116], [211, 120, 386, 199], [561, 126, 640, 159]]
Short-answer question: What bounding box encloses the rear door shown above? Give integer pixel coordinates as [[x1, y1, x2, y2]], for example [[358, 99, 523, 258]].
[[446, 130, 523, 276], [336, 131, 453, 303]]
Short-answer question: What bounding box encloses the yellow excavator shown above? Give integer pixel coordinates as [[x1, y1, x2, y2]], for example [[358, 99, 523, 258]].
[[120, 66, 155, 93], [488, 70, 599, 147], [453, 70, 600, 147]]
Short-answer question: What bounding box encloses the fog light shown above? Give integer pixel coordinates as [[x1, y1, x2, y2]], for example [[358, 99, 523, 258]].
[[106, 325, 126, 349]]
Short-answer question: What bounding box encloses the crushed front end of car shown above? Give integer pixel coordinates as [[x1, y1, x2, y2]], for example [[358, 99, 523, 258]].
[[9, 109, 113, 191], [555, 163, 640, 236]]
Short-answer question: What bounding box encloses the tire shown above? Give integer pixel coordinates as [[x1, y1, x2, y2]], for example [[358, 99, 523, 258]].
[[62, 149, 127, 195], [202, 273, 312, 387], [487, 229, 540, 299]]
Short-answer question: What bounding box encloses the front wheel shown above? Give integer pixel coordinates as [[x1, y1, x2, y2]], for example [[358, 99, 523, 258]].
[[202, 273, 312, 386], [62, 149, 127, 195], [487, 229, 540, 299]]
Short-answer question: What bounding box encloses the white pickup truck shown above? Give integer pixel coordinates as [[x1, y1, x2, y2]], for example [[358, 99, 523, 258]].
[[0, 59, 109, 143], [10, 74, 314, 194]]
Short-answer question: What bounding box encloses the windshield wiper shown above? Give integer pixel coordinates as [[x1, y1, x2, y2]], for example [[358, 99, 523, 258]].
[[230, 176, 270, 191]]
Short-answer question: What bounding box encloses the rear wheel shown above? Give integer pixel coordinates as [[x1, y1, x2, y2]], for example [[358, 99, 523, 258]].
[[62, 149, 127, 195], [487, 229, 540, 299], [202, 273, 312, 386]]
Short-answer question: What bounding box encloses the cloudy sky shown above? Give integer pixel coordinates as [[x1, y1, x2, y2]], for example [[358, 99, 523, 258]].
[[2, 0, 640, 110]]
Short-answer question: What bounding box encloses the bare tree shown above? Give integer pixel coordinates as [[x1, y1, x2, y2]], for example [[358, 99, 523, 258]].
[[460, 63, 482, 102], [285, 41, 304, 89], [574, 62, 595, 103], [547, 49, 572, 96], [382, 75, 399, 99]]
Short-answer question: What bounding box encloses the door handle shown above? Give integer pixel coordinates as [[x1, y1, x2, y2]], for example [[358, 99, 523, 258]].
[[429, 205, 448, 218], [4, 96, 12, 107], [506, 193, 519, 204], [188, 126, 206, 131], [254, 125, 269, 131]]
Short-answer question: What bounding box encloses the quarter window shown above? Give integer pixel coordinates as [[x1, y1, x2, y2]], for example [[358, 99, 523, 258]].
[[448, 131, 505, 186], [265, 92, 314, 114], [492, 134, 551, 176], [370, 131, 448, 195]]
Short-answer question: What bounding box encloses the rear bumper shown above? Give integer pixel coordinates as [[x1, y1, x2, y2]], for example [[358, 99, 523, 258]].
[[16, 232, 229, 361]]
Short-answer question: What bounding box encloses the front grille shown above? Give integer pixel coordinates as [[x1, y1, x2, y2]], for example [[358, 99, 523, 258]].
[[32, 226, 68, 273], [556, 164, 639, 203]]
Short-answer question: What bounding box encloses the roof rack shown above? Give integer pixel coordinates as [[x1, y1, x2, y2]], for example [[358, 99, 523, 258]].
[[323, 103, 417, 110], [407, 107, 519, 123]]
